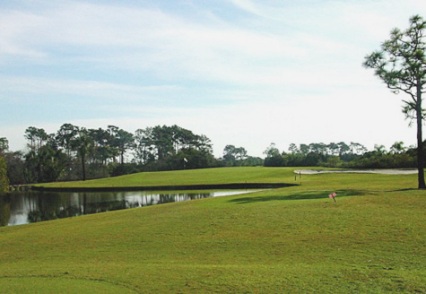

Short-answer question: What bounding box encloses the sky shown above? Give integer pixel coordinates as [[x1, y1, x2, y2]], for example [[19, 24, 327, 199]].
[[1, 0, 426, 158]]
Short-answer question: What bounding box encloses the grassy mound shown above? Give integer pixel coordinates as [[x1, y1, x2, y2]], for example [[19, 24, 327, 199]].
[[1, 167, 425, 292]]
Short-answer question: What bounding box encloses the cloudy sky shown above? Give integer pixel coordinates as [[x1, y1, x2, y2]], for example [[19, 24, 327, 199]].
[[1, 0, 425, 157]]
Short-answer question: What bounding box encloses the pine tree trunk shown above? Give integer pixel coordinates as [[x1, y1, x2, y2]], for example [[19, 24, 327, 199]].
[[81, 154, 86, 181], [416, 87, 426, 189]]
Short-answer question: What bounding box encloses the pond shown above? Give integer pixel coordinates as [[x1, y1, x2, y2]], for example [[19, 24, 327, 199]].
[[0, 190, 253, 227]]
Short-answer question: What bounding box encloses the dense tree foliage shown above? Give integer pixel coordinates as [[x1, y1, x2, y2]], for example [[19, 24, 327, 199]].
[[2, 124, 221, 183], [364, 15, 426, 189], [0, 193, 10, 226], [221, 145, 262, 167], [0, 140, 11, 225], [0, 156, 9, 192], [263, 143, 285, 167], [263, 141, 418, 169], [133, 125, 217, 171], [0, 138, 10, 192]]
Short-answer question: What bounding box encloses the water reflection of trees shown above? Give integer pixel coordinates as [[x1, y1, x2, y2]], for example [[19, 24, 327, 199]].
[[156, 193, 211, 204], [86, 199, 127, 213], [27, 192, 129, 223], [4, 191, 216, 225], [158, 194, 176, 204], [28, 192, 67, 223]]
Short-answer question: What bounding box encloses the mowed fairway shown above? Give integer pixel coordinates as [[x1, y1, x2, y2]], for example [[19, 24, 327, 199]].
[[34, 166, 293, 188], [1, 167, 425, 293]]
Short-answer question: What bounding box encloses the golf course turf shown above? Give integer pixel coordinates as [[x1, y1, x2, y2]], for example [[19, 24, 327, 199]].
[[1, 167, 425, 293]]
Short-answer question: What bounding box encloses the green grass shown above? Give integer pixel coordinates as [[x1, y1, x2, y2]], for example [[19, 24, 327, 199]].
[[1, 167, 426, 293], [35, 166, 297, 188]]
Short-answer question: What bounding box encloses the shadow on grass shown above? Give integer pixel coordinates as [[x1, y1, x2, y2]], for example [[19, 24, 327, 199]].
[[388, 188, 418, 192], [229, 189, 367, 204]]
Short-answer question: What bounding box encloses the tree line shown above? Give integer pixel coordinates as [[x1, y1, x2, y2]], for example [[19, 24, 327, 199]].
[[1, 124, 221, 185], [263, 141, 418, 169], [0, 123, 422, 188]]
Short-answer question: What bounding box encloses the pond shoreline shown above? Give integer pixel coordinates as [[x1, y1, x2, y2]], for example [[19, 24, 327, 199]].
[[31, 182, 295, 192]]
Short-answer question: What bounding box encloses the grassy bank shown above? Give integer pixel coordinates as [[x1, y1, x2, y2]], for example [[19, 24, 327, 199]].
[[1, 167, 425, 292], [34, 167, 297, 189]]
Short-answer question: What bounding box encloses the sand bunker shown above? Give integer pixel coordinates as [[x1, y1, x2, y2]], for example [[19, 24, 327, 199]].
[[294, 169, 418, 175]]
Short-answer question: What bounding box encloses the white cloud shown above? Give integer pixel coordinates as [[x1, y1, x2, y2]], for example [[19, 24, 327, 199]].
[[230, 0, 264, 16], [0, 76, 181, 100], [1, 0, 425, 157], [0, 10, 47, 58]]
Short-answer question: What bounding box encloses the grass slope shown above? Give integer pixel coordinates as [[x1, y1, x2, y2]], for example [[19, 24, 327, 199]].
[[1, 167, 426, 293], [35, 166, 296, 188]]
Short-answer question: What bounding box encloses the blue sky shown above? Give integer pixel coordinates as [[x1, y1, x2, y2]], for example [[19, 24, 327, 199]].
[[1, 0, 426, 157]]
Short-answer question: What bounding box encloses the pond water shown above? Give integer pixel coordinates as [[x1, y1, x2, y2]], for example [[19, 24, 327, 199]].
[[0, 190, 251, 227]]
